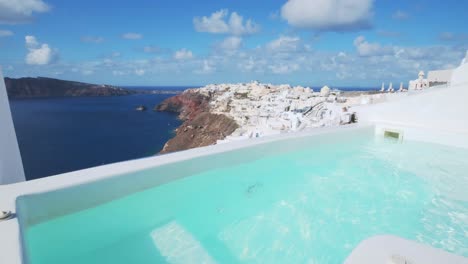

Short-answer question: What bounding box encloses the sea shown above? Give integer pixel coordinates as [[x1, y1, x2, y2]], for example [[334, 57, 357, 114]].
[[9, 86, 376, 181], [9, 87, 189, 180]]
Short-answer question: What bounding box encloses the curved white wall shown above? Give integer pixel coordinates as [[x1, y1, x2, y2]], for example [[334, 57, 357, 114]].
[[451, 62, 468, 86], [0, 68, 25, 184]]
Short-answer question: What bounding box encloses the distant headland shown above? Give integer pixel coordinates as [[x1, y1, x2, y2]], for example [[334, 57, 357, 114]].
[[5, 77, 135, 98], [5, 77, 182, 99]]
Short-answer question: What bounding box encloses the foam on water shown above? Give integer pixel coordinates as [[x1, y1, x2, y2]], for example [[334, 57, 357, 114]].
[[24, 133, 468, 263]]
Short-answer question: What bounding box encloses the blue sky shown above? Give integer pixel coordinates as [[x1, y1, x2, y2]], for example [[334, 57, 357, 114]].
[[0, 0, 467, 87]]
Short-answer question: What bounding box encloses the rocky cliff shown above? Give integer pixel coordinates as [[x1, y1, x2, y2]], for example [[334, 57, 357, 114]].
[[155, 90, 238, 153], [155, 91, 210, 120], [5, 77, 136, 98]]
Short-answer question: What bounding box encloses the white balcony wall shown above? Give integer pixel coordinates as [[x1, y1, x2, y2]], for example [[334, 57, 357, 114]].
[[0, 68, 25, 185]]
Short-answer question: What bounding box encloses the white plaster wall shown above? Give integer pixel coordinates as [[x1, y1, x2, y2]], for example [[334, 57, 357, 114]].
[[356, 80, 468, 144], [0, 68, 25, 185], [428, 69, 453, 83], [451, 62, 468, 86]]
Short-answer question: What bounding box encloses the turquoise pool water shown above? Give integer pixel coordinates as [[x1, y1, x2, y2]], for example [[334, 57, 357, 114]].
[[22, 131, 468, 263]]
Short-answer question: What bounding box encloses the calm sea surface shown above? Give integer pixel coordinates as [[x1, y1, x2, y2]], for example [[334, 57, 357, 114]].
[[9, 89, 186, 180]]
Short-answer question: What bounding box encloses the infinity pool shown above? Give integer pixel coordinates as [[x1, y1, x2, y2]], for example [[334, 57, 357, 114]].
[[19, 129, 468, 263]]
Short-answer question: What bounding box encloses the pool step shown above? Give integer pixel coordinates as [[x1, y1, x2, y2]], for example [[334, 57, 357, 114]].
[[345, 235, 468, 264], [150, 221, 216, 264]]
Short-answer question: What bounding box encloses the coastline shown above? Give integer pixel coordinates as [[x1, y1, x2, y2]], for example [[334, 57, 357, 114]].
[[155, 90, 238, 153]]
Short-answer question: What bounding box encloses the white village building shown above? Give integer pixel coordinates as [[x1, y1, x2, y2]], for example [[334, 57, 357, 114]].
[[427, 69, 453, 86], [409, 51, 468, 90], [408, 71, 429, 90]]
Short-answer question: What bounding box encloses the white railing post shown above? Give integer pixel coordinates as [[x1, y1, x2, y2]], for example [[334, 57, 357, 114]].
[[0, 67, 25, 184]]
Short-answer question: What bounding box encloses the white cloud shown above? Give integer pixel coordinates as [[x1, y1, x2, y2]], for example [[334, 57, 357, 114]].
[[438, 32, 468, 42], [217, 36, 243, 51], [238, 56, 255, 72], [135, 69, 145, 76], [81, 36, 104, 43], [194, 9, 260, 35], [228, 12, 259, 35], [25, 35, 38, 47], [195, 60, 215, 74], [81, 70, 93, 75], [269, 63, 299, 74], [0, 29, 13, 37], [237, 56, 267, 73], [174, 48, 194, 60], [25, 35, 56, 65], [392, 10, 409, 20], [439, 32, 455, 41], [14, 30, 467, 87], [281, 0, 373, 31], [353, 36, 394, 57], [194, 9, 228, 33], [112, 70, 126, 76], [143, 45, 161, 53], [0, 0, 49, 24], [122, 32, 143, 40], [266, 36, 303, 53]]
